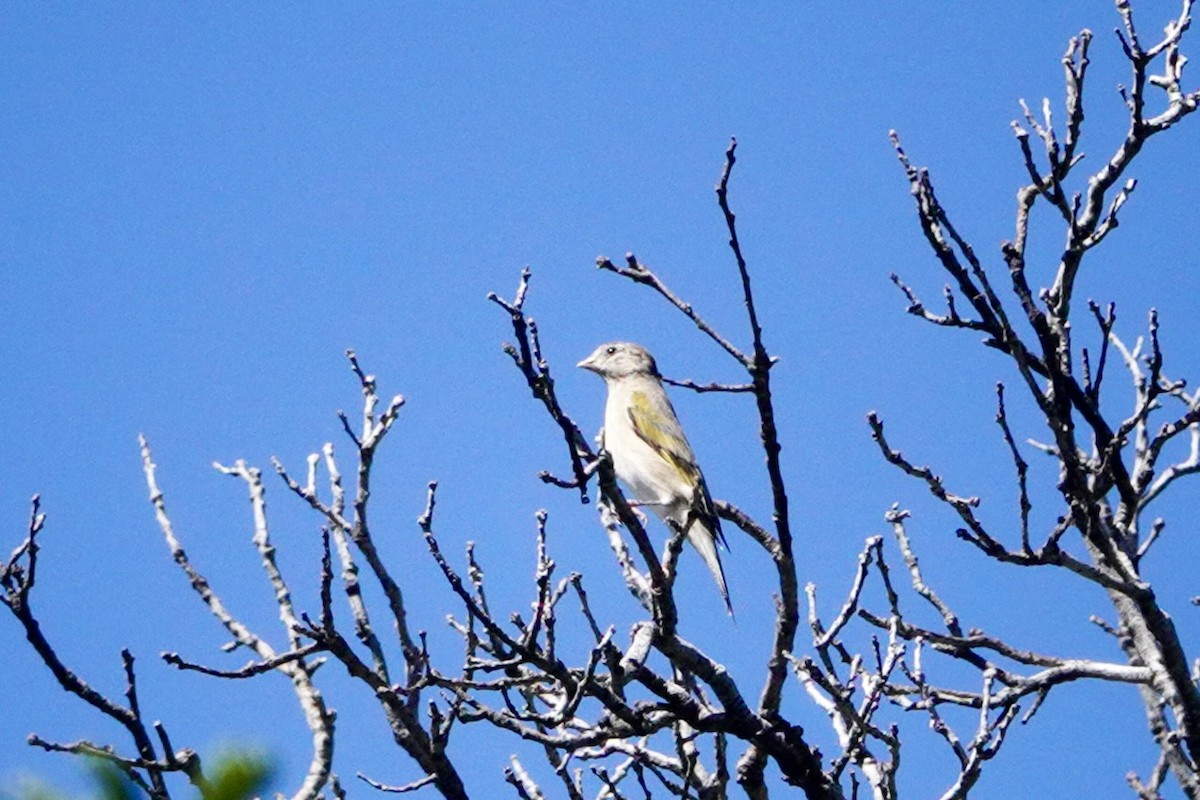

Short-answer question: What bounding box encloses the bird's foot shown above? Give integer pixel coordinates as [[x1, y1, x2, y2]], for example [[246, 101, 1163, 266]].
[[625, 501, 650, 527]]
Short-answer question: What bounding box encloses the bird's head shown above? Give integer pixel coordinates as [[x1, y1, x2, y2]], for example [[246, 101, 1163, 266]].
[[577, 342, 659, 380]]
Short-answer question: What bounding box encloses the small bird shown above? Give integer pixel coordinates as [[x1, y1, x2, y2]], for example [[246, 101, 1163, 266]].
[[577, 342, 732, 614]]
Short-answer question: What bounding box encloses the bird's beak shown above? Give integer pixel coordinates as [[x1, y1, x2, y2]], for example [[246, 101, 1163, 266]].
[[577, 354, 599, 372]]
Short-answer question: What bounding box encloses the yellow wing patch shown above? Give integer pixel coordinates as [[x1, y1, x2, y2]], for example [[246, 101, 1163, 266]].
[[627, 391, 699, 485]]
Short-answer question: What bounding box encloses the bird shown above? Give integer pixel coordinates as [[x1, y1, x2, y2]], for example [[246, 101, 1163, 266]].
[[577, 341, 732, 615]]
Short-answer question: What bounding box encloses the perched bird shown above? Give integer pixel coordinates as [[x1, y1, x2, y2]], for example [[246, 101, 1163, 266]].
[[577, 341, 732, 614]]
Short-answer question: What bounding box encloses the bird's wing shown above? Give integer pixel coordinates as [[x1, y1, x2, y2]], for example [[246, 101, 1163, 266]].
[[627, 390, 727, 549], [692, 471, 727, 549], [626, 390, 699, 484]]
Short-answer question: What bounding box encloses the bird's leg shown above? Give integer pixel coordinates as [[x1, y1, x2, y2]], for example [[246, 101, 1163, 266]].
[[624, 500, 651, 527]]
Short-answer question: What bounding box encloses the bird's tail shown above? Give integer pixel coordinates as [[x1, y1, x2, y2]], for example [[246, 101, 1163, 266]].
[[687, 521, 734, 617]]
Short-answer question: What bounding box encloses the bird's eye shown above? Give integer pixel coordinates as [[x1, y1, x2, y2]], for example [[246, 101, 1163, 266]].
[[605, 346, 617, 355]]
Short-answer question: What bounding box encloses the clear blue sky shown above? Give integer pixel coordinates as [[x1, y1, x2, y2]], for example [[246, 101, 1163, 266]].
[[2, 3, 1198, 798]]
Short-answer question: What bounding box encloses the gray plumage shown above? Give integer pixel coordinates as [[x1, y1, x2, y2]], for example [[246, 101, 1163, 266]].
[[578, 341, 732, 615]]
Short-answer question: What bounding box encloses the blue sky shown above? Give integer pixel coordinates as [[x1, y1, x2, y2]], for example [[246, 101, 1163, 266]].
[[2, 3, 1199, 798]]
